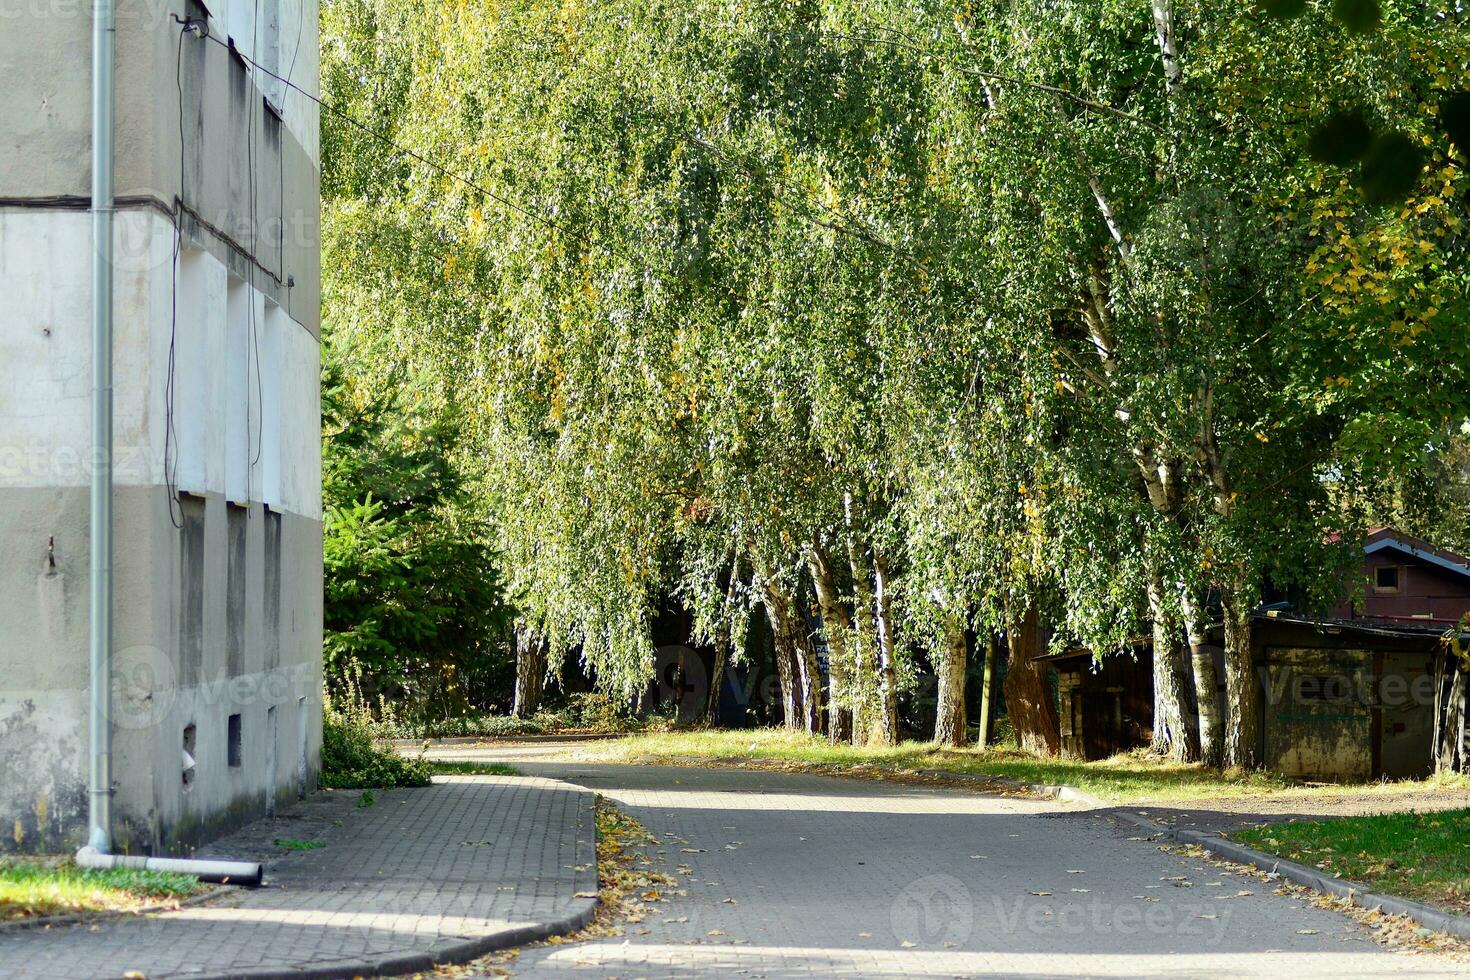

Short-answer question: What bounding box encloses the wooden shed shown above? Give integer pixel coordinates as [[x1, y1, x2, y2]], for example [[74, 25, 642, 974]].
[[1041, 640, 1154, 761], [1255, 614, 1444, 781], [1042, 614, 1459, 779]]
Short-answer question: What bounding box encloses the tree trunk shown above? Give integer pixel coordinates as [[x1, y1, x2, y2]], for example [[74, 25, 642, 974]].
[[1150, 0, 1182, 94], [978, 633, 997, 748], [846, 536, 880, 745], [705, 624, 730, 726], [933, 615, 968, 747], [1180, 589, 1224, 768], [762, 576, 818, 734], [793, 589, 823, 735], [1435, 642, 1468, 774], [771, 610, 801, 731], [872, 553, 900, 747], [1147, 575, 1197, 762], [703, 556, 742, 725], [808, 544, 853, 744], [1219, 583, 1260, 769], [512, 626, 547, 719], [702, 575, 735, 728], [1004, 603, 1060, 756]]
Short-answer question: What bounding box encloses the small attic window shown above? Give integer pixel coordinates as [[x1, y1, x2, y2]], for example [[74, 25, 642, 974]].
[[1374, 565, 1401, 594]]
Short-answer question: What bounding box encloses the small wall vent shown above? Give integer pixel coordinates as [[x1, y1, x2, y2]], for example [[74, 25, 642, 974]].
[[182, 723, 198, 788], [227, 713, 243, 768]]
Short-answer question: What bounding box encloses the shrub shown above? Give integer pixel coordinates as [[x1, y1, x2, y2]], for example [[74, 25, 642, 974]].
[[320, 332, 515, 728], [319, 712, 431, 789]]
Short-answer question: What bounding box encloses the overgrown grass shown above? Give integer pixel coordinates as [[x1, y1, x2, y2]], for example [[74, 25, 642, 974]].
[[572, 728, 1467, 804], [0, 859, 205, 922], [430, 761, 521, 776], [1232, 809, 1470, 912]]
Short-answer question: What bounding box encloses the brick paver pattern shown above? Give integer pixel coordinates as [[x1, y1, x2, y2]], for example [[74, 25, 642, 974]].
[[3, 774, 594, 980], [430, 743, 1468, 980]]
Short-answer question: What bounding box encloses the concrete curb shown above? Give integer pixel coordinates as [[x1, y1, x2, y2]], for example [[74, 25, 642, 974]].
[[1097, 799, 1470, 943], [192, 896, 601, 980], [178, 777, 601, 980]]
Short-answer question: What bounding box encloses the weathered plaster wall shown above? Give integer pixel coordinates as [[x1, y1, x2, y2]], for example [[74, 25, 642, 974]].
[[0, 0, 321, 853], [0, 214, 322, 849], [0, 485, 167, 851], [0, 0, 320, 335]]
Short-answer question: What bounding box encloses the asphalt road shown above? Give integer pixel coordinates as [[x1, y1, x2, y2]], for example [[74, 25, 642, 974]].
[[431, 741, 1466, 979]]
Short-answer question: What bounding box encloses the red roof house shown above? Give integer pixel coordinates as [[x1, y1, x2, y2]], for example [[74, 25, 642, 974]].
[[1333, 528, 1470, 627]]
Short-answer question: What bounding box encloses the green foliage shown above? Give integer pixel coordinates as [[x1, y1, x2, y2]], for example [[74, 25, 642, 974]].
[[378, 692, 667, 739], [319, 713, 432, 789], [320, 325, 515, 722], [317, 0, 1470, 757], [1233, 809, 1470, 908]]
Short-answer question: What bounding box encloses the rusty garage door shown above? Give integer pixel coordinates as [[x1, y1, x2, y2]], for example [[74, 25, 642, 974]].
[[1264, 647, 1372, 781]]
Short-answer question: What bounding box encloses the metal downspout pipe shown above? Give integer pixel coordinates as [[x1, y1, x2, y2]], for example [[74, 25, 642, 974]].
[[87, 0, 115, 858]]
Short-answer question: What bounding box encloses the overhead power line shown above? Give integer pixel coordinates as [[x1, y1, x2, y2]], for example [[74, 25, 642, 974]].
[[192, 18, 924, 269], [186, 12, 1155, 286]]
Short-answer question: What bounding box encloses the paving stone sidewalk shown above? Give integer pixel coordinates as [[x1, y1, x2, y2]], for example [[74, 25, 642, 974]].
[[1, 774, 596, 980], [426, 743, 1468, 979]]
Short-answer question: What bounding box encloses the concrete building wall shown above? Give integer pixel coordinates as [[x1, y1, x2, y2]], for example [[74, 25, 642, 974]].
[[0, 0, 321, 853]]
